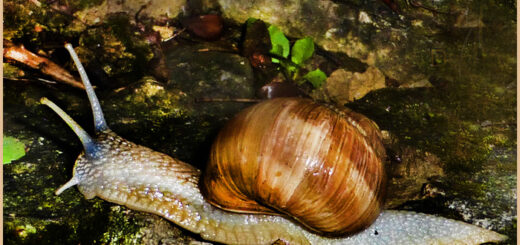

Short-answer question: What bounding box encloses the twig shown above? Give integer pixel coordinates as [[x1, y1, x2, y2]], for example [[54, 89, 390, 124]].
[[4, 44, 85, 89], [37, 78, 58, 84], [162, 28, 186, 43], [4, 77, 33, 82]]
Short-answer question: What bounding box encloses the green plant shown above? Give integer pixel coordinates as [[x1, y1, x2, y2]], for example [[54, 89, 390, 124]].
[[267, 25, 326, 88]]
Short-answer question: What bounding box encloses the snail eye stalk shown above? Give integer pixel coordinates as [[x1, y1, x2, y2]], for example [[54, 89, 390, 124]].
[[40, 97, 96, 154], [64, 43, 109, 132]]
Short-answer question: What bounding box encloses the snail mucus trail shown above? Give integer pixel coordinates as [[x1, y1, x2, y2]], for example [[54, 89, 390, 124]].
[[42, 43, 508, 245]]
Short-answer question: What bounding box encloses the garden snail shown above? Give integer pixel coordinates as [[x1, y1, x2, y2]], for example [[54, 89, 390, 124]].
[[42, 44, 507, 244]]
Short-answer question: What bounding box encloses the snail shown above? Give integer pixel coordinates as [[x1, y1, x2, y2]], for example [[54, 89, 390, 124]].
[[41, 43, 507, 244]]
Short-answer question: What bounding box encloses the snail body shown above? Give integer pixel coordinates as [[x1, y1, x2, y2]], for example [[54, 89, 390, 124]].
[[43, 44, 507, 244]]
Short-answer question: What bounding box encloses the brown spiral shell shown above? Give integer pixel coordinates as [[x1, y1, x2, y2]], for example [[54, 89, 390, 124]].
[[201, 97, 386, 236]]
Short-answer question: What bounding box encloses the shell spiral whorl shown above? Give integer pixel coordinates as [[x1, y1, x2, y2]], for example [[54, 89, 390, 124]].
[[202, 97, 387, 235]]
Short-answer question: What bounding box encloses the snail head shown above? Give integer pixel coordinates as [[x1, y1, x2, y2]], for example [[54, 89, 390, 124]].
[[41, 43, 112, 199]]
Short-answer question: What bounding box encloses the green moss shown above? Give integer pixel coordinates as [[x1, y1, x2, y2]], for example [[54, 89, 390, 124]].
[[119, 77, 189, 119], [73, 0, 104, 11], [4, 199, 113, 244], [76, 14, 153, 83], [99, 206, 143, 244], [503, 217, 517, 243], [4, 0, 104, 43], [9, 160, 36, 174], [3, 63, 24, 78], [348, 85, 513, 175]]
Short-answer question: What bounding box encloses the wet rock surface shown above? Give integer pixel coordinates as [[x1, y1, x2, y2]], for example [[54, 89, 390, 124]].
[[4, 0, 516, 244], [164, 44, 256, 118], [323, 66, 386, 104], [384, 145, 445, 208]]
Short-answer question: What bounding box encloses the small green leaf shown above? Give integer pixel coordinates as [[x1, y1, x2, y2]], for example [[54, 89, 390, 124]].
[[3, 136, 26, 164], [303, 69, 327, 88], [268, 25, 290, 58], [271, 57, 281, 63], [291, 37, 314, 65]]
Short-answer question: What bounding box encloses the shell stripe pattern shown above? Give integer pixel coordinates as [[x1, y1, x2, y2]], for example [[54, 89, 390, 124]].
[[203, 98, 386, 235]]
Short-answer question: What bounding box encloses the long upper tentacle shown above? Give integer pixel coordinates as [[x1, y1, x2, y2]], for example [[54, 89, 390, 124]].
[[64, 43, 109, 132]]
